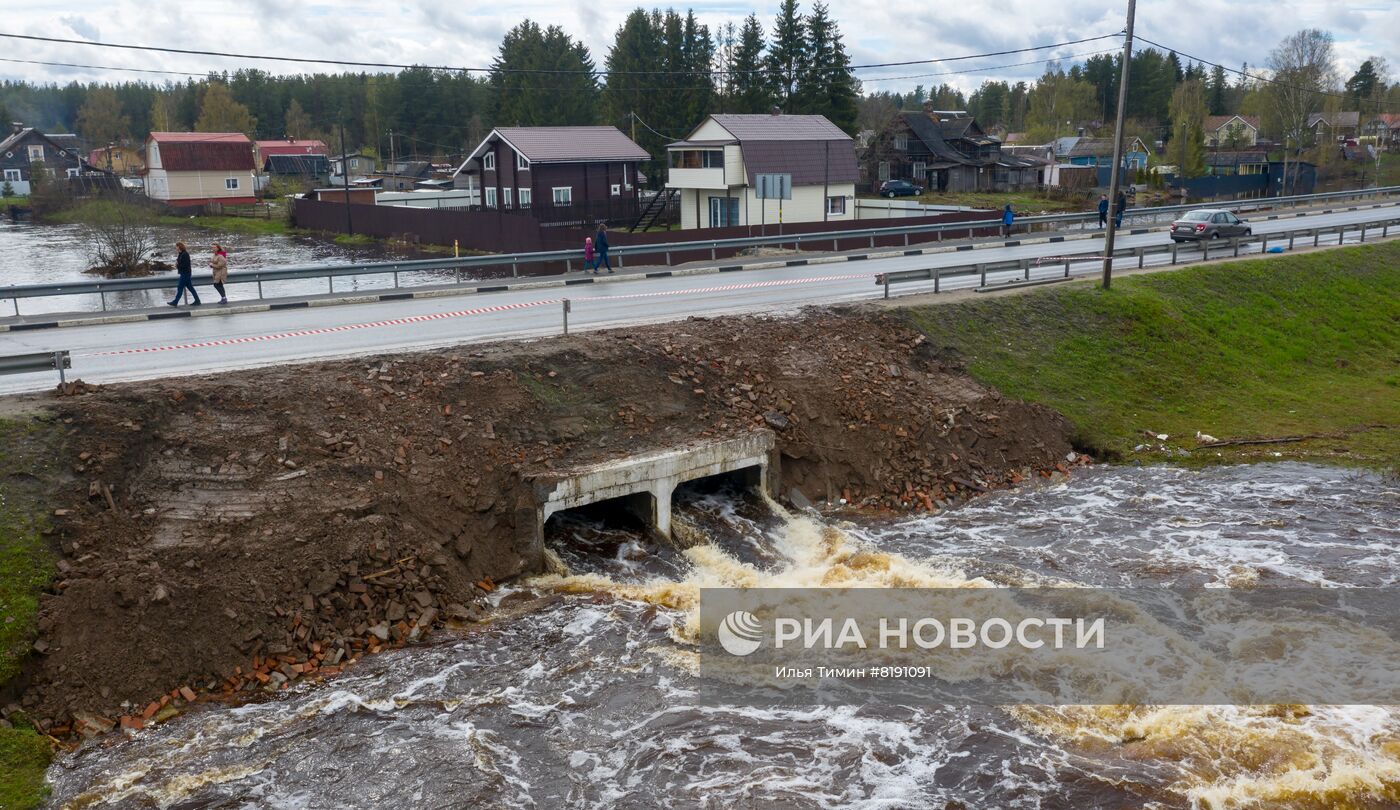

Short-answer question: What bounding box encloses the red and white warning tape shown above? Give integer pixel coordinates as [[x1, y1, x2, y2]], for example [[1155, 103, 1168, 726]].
[[91, 270, 873, 357]]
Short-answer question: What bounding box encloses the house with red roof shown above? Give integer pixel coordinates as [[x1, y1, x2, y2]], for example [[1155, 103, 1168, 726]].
[[144, 132, 258, 206]]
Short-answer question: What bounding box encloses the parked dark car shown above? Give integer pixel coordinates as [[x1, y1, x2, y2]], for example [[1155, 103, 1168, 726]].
[[1170, 209, 1251, 242], [878, 180, 923, 198]]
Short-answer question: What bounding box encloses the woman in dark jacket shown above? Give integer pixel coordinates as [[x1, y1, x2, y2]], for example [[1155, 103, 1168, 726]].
[[168, 241, 201, 306]]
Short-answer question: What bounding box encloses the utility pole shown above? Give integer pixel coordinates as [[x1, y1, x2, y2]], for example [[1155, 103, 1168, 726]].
[[1101, 0, 1137, 290], [339, 118, 353, 236]]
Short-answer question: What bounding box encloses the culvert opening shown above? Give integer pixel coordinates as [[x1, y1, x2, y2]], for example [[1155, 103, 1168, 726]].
[[671, 465, 785, 568], [543, 493, 689, 581]]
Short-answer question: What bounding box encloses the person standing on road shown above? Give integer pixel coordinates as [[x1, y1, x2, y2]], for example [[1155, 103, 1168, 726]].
[[583, 236, 597, 274], [1001, 204, 1015, 237], [209, 243, 229, 304], [1114, 191, 1127, 229], [168, 241, 200, 307], [594, 222, 614, 274], [1097, 195, 1109, 228]]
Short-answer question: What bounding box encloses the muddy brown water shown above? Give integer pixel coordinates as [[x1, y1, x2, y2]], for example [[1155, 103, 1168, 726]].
[[43, 463, 1400, 808]]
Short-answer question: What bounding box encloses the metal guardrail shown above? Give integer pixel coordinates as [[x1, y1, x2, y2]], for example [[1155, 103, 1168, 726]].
[[3, 185, 1399, 317], [0, 350, 71, 384], [876, 216, 1400, 297]]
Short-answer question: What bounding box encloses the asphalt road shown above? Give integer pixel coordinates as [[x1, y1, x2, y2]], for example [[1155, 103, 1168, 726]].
[[2, 204, 1396, 395]]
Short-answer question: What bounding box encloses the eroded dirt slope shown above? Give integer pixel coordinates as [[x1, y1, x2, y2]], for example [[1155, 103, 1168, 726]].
[[7, 308, 1075, 733]]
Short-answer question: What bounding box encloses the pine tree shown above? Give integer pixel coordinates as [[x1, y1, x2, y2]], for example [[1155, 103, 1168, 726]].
[[1208, 64, 1228, 115], [491, 21, 599, 127], [765, 0, 806, 109], [728, 15, 771, 114], [678, 11, 716, 128], [1169, 80, 1207, 178], [603, 10, 665, 152]]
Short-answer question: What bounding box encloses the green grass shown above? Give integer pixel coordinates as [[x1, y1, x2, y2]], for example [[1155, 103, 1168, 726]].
[[1, 195, 30, 207], [157, 213, 292, 236], [903, 241, 1400, 468], [0, 415, 61, 808], [333, 233, 375, 246], [0, 726, 51, 809]]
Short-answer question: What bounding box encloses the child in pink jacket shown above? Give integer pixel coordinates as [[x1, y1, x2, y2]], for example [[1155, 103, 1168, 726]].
[[583, 236, 596, 273]]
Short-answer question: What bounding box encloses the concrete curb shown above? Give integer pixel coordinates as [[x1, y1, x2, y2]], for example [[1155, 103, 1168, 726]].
[[4, 199, 1396, 333]]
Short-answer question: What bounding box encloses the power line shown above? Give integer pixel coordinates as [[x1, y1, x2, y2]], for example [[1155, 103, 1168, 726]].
[[859, 47, 1123, 83], [0, 56, 205, 77], [1136, 34, 1396, 115], [0, 30, 1121, 77]]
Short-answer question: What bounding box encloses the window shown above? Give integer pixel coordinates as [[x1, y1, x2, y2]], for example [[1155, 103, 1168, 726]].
[[668, 149, 724, 169], [502, 187, 512, 209], [3, 169, 20, 181], [826, 196, 846, 215], [623, 164, 631, 190], [67, 168, 80, 178], [878, 161, 890, 182], [552, 186, 572, 206], [610, 184, 621, 196], [485, 187, 497, 208], [912, 161, 926, 179], [894, 134, 908, 151], [225, 177, 240, 190], [709, 197, 739, 227], [27, 145, 44, 162], [516, 152, 529, 171], [482, 152, 495, 171], [518, 187, 531, 208]]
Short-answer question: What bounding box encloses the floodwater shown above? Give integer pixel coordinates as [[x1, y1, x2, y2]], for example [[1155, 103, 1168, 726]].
[[0, 219, 464, 316], [44, 463, 1400, 808]]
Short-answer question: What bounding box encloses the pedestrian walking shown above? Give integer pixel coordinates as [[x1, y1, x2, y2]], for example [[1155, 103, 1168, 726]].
[[209, 243, 229, 304], [1114, 191, 1127, 229], [1001, 204, 1015, 237], [1097, 195, 1109, 228], [583, 236, 597, 273], [594, 222, 614, 274], [168, 241, 200, 307]]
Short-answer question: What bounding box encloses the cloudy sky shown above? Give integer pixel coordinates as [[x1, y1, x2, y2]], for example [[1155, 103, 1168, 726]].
[[3, 0, 1397, 93]]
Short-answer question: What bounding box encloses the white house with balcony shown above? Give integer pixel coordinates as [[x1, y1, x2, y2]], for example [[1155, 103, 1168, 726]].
[[666, 113, 857, 230]]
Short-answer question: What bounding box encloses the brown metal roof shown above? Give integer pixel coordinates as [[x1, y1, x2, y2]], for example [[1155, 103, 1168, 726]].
[[739, 140, 857, 186], [481, 126, 649, 164], [708, 114, 851, 142]]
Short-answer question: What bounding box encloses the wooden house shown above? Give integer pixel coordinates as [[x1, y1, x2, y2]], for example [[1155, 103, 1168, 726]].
[[452, 126, 649, 225], [144, 132, 258, 206], [0, 123, 93, 195]]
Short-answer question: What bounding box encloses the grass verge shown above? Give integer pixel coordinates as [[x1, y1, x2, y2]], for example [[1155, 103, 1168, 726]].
[[0, 414, 63, 809], [157, 214, 293, 236], [903, 241, 1400, 469]]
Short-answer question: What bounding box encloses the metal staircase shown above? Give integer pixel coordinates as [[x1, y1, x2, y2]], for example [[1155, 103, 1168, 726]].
[[629, 188, 677, 232]]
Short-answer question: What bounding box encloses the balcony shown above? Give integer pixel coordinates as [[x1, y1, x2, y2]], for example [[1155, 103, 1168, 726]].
[[666, 167, 729, 190]]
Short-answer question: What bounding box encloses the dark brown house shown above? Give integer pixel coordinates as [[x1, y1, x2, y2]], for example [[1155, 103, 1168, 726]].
[[451, 126, 649, 225], [866, 109, 1043, 194]]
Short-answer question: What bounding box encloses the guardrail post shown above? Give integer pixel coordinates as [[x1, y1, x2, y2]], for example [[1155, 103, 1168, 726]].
[[1360, 224, 1366, 243], [666, 251, 672, 266], [512, 259, 519, 277], [393, 271, 400, 288], [1170, 242, 1178, 265], [1064, 258, 1070, 277], [99, 291, 107, 312], [55, 352, 67, 386], [11, 299, 18, 317], [1338, 227, 1345, 246], [711, 245, 717, 260], [1385, 221, 1390, 238], [562, 298, 570, 335], [1260, 234, 1267, 253], [881, 274, 889, 299], [1202, 240, 1209, 262], [869, 234, 875, 248], [1314, 230, 1320, 247], [1020, 258, 1030, 280], [1232, 238, 1240, 258], [257, 280, 264, 299], [934, 267, 941, 293], [618, 252, 624, 268], [1136, 247, 1145, 268], [1288, 232, 1295, 250], [903, 233, 909, 247], [328, 276, 334, 294], [978, 264, 986, 286]]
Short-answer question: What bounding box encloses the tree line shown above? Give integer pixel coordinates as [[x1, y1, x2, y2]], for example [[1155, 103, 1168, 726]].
[[0, 1, 858, 168]]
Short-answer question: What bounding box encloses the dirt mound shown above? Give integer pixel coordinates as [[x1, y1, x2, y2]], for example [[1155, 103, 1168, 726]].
[[8, 308, 1075, 734]]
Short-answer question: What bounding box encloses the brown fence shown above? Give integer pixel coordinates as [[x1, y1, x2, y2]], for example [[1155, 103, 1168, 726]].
[[293, 198, 999, 275]]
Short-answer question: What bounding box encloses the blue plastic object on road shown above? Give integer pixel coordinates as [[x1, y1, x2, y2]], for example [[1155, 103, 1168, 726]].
[[1266, 246, 1286, 253]]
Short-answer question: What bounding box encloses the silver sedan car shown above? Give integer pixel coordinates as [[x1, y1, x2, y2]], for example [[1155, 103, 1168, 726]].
[[1170, 209, 1252, 242]]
